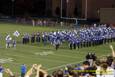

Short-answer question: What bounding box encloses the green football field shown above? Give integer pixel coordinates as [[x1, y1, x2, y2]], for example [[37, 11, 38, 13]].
[[0, 22, 115, 76]]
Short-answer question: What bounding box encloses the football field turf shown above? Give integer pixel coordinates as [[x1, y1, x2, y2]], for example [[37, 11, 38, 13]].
[[0, 23, 115, 76]]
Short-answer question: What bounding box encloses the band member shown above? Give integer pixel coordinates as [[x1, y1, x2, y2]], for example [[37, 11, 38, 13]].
[[12, 39, 16, 48], [54, 39, 61, 50], [6, 35, 12, 48]]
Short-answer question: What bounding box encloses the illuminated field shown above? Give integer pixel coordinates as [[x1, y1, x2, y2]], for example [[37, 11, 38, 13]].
[[0, 23, 114, 76]]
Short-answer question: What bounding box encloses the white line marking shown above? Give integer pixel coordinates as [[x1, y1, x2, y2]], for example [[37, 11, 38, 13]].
[[47, 54, 108, 71], [3, 52, 109, 72], [52, 54, 80, 59], [47, 60, 83, 71], [5, 54, 68, 63]]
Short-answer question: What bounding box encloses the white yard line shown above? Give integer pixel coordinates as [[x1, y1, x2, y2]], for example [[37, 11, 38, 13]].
[[3, 52, 109, 72], [52, 54, 80, 59], [5, 54, 68, 63], [47, 60, 83, 71], [47, 54, 108, 71]]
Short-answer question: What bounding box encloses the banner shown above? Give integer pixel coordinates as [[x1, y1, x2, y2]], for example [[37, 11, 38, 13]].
[[13, 30, 20, 37]]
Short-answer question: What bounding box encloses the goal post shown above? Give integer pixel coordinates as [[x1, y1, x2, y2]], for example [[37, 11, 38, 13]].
[[61, 17, 86, 27]]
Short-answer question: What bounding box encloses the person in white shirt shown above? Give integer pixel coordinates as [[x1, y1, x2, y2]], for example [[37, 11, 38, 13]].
[[5, 35, 12, 48], [96, 62, 114, 77]]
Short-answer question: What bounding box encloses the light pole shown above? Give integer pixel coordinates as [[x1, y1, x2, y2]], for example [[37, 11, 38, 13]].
[[85, 0, 88, 19], [11, 0, 15, 17], [66, 0, 69, 17], [61, 0, 63, 18], [61, 0, 69, 18]]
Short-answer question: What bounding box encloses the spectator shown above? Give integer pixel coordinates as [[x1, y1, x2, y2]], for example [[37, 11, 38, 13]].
[[24, 64, 36, 77], [80, 61, 90, 76], [34, 64, 48, 77], [21, 64, 27, 77], [86, 53, 94, 66], [0, 65, 4, 77], [96, 62, 114, 77], [92, 53, 97, 61], [5, 68, 15, 77], [52, 69, 64, 77]]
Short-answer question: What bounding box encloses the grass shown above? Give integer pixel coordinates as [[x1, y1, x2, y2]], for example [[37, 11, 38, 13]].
[[0, 22, 115, 76]]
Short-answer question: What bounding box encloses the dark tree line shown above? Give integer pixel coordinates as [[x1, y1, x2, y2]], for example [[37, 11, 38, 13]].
[[0, 0, 47, 16]]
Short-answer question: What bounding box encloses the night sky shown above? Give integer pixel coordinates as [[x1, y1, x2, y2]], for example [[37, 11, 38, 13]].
[[0, 0, 46, 16]]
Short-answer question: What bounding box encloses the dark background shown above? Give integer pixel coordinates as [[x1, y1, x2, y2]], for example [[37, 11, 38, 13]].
[[0, 0, 47, 16]]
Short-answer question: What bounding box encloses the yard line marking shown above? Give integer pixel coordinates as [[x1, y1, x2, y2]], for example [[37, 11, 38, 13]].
[[4, 53, 109, 72], [5, 54, 68, 64], [52, 54, 80, 59], [47, 60, 83, 71], [34, 51, 82, 59], [47, 54, 108, 71], [0, 58, 14, 63]]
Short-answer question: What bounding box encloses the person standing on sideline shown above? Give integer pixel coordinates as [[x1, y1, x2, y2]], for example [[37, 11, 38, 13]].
[[21, 64, 27, 77], [32, 19, 35, 27]]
